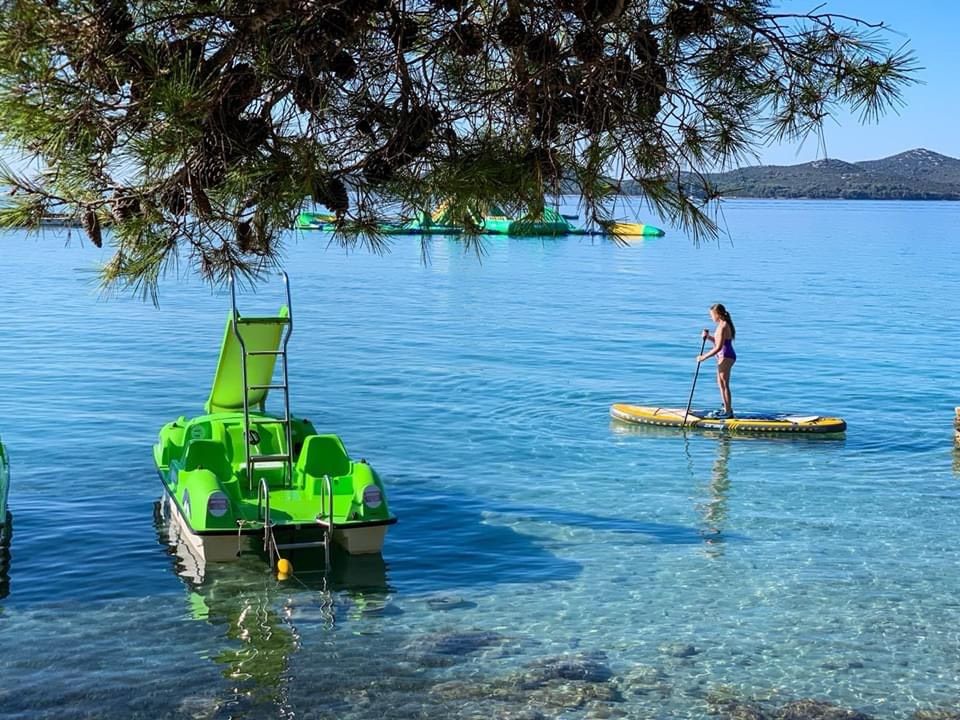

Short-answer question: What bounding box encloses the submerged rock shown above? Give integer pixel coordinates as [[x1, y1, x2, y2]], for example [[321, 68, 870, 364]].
[[620, 664, 670, 697], [727, 703, 770, 720], [492, 709, 549, 720], [657, 642, 699, 658], [585, 702, 630, 718], [705, 690, 875, 720], [426, 595, 478, 611], [705, 689, 768, 720], [911, 712, 960, 720], [527, 679, 622, 709], [775, 699, 875, 720], [517, 652, 614, 687], [429, 679, 525, 704], [404, 629, 505, 662]]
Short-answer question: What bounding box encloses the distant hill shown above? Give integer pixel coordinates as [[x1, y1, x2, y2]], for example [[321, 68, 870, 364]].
[[622, 149, 960, 200]]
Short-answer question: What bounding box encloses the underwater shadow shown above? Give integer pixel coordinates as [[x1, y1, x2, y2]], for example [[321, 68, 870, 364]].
[[383, 487, 583, 592], [483, 503, 739, 546]]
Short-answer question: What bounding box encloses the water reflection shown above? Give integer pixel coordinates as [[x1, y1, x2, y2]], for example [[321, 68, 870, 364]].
[[954, 413, 960, 475], [695, 436, 731, 558], [0, 512, 11, 600], [153, 501, 391, 716]]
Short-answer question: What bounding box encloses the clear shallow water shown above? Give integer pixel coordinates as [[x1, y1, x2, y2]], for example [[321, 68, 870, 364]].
[[0, 199, 959, 718]]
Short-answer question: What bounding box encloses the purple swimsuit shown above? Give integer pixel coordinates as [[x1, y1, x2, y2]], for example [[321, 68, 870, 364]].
[[718, 338, 736, 362]]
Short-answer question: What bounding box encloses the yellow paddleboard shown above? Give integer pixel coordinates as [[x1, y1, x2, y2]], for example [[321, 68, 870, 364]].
[[610, 403, 846, 434]]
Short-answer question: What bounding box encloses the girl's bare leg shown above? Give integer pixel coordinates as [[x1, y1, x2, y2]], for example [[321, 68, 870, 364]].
[[717, 358, 734, 415]]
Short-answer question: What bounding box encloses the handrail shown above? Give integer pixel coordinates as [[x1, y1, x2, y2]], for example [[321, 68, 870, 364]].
[[321, 473, 334, 568], [228, 274, 253, 491], [278, 272, 293, 488], [257, 476, 275, 567], [228, 271, 295, 490]]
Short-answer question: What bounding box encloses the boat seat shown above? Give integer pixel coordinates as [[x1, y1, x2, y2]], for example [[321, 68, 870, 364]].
[[296, 434, 351, 479], [181, 439, 232, 480], [225, 424, 285, 466]]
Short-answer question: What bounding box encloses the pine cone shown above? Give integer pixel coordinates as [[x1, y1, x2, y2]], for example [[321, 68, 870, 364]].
[[320, 7, 354, 40], [496, 16, 528, 48], [572, 29, 604, 62], [313, 178, 349, 213], [666, 2, 712, 39], [236, 220, 254, 254], [293, 73, 327, 112], [219, 63, 261, 117], [356, 118, 375, 137], [112, 189, 141, 222], [450, 22, 484, 57], [633, 21, 659, 63], [162, 186, 187, 216], [576, 0, 626, 23], [329, 50, 357, 81], [225, 117, 270, 151], [81, 208, 102, 248], [362, 154, 395, 184], [526, 32, 560, 64]]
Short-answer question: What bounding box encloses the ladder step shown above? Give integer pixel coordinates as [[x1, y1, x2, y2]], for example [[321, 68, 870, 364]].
[[247, 349, 285, 356], [236, 316, 291, 325], [247, 454, 290, 463], [248, 384, 287, 390], [275, 540, 328, 550]]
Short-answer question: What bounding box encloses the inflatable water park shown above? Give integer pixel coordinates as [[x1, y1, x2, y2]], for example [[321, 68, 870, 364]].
[[153, 273, 396, 571], [294, 205, 665, 238]]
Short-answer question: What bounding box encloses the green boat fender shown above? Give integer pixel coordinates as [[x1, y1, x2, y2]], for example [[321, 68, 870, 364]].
[[176, 439, 236, 530], [350, 461, 390, 521]]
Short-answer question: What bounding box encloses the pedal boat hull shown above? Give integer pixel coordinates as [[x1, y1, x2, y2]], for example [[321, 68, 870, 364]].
[[154, 413, 396, 562]]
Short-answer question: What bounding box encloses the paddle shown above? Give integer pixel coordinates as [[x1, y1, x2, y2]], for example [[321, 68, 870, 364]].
[[682, 335, 708, 427]]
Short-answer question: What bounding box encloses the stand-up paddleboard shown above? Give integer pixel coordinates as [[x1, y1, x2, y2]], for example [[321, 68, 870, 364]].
[[610, 403, 846, 434]]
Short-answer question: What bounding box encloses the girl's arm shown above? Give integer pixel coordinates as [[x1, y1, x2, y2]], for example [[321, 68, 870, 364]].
[[698, 324, 725, 361]]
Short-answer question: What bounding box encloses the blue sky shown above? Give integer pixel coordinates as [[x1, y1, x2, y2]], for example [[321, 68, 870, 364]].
[[757, 1, 959, 165]]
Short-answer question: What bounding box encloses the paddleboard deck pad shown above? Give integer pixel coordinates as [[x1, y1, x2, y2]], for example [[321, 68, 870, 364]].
[[610, 403, 846, 434]]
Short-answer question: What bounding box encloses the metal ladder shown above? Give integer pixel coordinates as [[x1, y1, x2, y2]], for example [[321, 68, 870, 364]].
[[231, 272, 332, 569], [229, 271, 295, 493], [259, 474, 334, 569]]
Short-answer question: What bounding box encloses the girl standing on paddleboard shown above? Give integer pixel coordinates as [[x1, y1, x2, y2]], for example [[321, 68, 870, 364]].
[[697, 303, 736, 418]]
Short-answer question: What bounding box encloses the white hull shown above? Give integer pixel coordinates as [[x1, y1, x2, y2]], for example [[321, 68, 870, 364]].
[[332, 524, 389, 555], [161, 493, 388, 563], [162, 493, 254, 562]]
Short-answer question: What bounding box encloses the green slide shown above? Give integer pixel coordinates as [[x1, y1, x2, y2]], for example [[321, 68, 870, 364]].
[[204, 308, 289, 414]]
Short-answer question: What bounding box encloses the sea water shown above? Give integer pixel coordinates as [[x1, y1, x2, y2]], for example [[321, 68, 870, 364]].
[[0, 199, 958, 719]]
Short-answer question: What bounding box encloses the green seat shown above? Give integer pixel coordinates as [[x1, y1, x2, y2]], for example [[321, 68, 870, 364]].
[[296, 435, 351, 478], [181, 440, 232, 479]]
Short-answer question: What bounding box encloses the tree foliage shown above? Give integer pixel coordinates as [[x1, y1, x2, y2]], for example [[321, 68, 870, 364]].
[[0, 0, 916, 297]]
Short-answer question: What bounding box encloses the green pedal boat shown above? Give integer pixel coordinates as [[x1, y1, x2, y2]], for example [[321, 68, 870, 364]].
[[154, 273, 396, 565]]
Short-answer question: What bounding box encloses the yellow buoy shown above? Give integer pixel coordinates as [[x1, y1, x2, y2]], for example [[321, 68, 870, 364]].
[[276, 558, 293, 576]]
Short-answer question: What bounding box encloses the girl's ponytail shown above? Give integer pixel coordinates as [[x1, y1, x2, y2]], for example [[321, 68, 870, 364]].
[[711, 303, 735, 339]]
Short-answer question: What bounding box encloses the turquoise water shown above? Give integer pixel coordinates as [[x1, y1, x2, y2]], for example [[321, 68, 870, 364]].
[[0, 199, 959, 719]]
